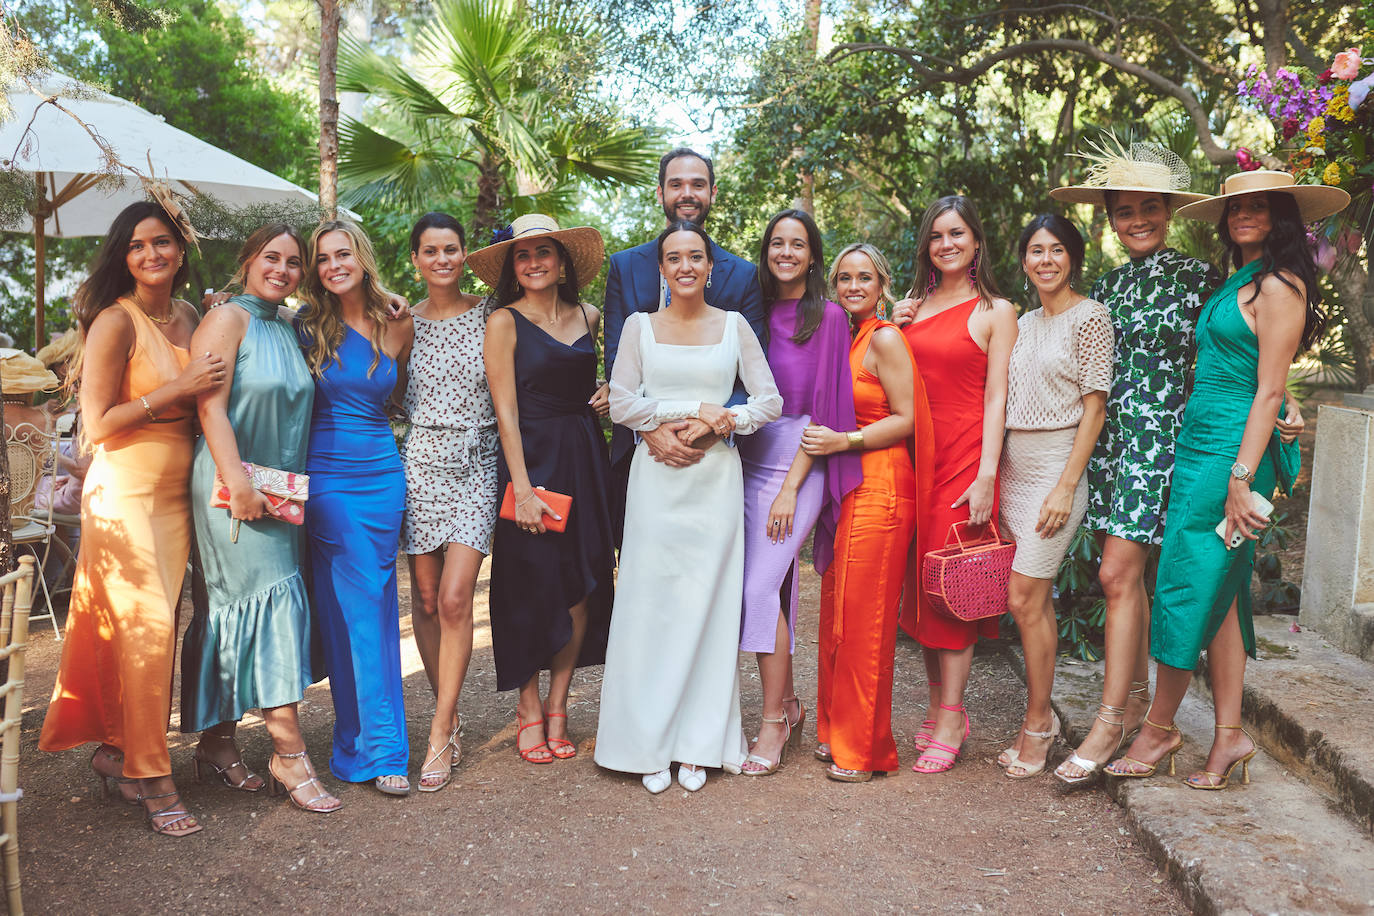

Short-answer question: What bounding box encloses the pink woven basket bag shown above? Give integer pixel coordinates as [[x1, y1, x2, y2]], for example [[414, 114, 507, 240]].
[[921, 521, 1016, 621]]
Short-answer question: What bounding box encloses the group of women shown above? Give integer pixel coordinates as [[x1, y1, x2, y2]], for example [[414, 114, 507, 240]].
[[35, 139, 1347, 831]]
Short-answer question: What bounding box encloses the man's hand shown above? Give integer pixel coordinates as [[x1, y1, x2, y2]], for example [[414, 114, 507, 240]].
[[642, 422, 705, 467]]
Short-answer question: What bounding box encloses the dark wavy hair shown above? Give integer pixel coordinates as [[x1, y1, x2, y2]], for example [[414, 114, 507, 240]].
[[73, 200, 189, 333], [1217, 191, 1325, 351], [494, 236, 579, 307], [409, 211, 466, 252], [656, 219, 714, 266], [758, 209, 827, 343], [1016, 213, 1086, 287]]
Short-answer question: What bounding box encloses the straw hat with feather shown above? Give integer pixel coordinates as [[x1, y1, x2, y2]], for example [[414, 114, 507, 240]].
[[1173, 169, 1351, 224], [1, 348, 60, 398], [466, 214, 605, 291], [1051, 133, 1209, 207]]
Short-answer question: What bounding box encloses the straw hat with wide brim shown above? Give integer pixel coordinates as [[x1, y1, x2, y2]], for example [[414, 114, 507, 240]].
[[1050, 135, 1209, 208], [1173, 169, 1352, 223], [466, 214, 605, 291], [1, 348, 60, 396]]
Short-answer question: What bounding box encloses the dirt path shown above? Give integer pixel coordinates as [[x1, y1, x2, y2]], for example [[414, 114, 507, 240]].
[[19, 562, 1183, 914]]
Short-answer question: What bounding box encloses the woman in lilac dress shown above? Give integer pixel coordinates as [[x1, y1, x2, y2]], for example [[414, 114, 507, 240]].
[[739, 210, 862, 776]]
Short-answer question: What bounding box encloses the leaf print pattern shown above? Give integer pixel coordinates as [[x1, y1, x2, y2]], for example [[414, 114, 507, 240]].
[[1085, 249, 1223, 545]]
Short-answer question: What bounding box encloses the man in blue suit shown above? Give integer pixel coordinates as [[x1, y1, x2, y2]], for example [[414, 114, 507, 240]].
[[600, 147, 767, 542]]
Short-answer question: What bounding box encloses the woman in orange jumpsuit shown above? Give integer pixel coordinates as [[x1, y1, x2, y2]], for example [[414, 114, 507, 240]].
[[893, 195, 1018, 774], [803, 243, 933, 781]]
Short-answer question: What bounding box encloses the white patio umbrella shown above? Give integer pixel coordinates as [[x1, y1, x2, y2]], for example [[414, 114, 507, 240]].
[[0, 71, 333, 346]]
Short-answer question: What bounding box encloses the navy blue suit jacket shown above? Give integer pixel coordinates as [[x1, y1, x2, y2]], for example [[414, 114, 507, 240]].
[[602, 238, 767, 466]]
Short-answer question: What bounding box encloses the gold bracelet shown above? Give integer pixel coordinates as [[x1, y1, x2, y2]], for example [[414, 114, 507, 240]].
[[139, 395, 157, 422], [516, 492, 537, 508], [846, 429, 864, 450]]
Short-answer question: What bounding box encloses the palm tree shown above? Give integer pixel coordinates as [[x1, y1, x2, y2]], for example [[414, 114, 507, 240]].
[[336, 0, 659, 238]]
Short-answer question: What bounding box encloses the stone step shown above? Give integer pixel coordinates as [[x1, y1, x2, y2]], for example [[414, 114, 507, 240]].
[[1195, 613, 1374, 837], [1046, 650, 1374, 915]]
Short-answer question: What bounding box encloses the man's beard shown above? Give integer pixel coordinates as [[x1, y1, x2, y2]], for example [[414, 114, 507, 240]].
[[663, 200, 711, 226]]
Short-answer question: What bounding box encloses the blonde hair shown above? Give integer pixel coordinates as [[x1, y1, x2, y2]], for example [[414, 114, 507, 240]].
[[907, 195, 1003, 309], [298, 220, 391, 379], [828, 243, 897, 320]]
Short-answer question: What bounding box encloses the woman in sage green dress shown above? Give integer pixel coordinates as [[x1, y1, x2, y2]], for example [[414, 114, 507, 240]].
[[182, 223, 342, 814], [1106, 171, 1347, 790]]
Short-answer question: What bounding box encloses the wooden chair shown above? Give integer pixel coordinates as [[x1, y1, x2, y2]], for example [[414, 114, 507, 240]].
[[0, 556, 35, 915], [5, 423, 62, 638]]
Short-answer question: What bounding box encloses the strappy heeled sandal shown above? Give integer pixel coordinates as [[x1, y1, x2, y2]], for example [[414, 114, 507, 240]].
[[138, 789, 203, 837], [192, 744, 264, 793], [267, 750, 343, 813], [543, 707, 576, 760], [1105, 716, 1184, 779], [1054, 702, 1127, 787], [449, 718, 463, 770], [1185, 724, 1256, 790], [914, 680, 942, 751], [1004, 712, 1061, 779], [814, 742, 833, 763], [826, 764, 872, 782], [1124, 679, 1151, 743], [516, 713, 553, 764], [913, 703, 969, 774], [742, 713, 790, 776], [90, 746, 139, 807], [417, 735, 458, 793]]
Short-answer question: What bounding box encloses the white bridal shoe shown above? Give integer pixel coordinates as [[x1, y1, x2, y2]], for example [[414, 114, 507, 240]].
[[677, 764, 706, 792], [642, 768, 672, 794]]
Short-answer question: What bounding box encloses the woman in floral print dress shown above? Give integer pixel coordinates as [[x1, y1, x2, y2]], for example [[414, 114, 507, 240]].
[[1048, 141, 1302, 785], [400, 212, 498, 793]]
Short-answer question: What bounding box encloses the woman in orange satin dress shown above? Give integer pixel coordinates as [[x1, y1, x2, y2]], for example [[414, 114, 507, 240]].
[[893, 195, 1018, 774], [803, 243, 933, 781], [39, 201, 226, 836]]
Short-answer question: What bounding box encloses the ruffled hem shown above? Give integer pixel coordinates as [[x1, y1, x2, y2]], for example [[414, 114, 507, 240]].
[[180, 572, 314, 732]]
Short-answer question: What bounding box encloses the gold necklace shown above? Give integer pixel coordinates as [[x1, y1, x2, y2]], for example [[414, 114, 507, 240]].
[[133, 291, 173, 324]]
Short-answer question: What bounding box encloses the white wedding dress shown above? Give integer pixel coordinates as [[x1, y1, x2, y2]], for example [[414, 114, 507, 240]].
[[594, 311, 782, 774]]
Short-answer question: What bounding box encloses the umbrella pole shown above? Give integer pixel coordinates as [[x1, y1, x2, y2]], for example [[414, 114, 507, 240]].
[[33, 215, 45, 349]]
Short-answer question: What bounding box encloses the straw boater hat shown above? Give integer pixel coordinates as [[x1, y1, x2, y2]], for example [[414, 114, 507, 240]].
[[466, 214, 605, 291], [1174, 169, 1351, 223], [1050, 134, 1209, 207], [1, 348, 60, 399]]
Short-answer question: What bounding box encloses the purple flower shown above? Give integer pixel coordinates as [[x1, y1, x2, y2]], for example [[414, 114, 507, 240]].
[[490, 224, 514, 244], [1351, 73, 1374, 111]]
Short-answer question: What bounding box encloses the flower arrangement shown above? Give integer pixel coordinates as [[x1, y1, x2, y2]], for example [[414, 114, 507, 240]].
[[1235, 34, 1373, 240]]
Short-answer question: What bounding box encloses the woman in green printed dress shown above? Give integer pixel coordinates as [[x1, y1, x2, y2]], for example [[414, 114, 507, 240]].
[[1047, 141, 1301, 785], [1106, 171, 1346, 788]]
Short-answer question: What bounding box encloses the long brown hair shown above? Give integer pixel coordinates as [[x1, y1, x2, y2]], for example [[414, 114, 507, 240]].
[[907, 195, 1003, 309], [298, 220, 392, 378], [758, 209, 827, 343], [227, 222, 307, 292]]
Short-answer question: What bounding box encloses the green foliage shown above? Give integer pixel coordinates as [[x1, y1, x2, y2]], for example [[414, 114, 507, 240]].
[[1052, 527, 1112, 662]]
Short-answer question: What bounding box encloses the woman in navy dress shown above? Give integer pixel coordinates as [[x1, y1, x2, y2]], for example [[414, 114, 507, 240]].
[[298, 219, 414, 795], [470, 214, 614, 765]]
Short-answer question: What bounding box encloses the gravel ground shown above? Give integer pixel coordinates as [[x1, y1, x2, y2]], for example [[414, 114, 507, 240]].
[[17, 560, 1185, 915]]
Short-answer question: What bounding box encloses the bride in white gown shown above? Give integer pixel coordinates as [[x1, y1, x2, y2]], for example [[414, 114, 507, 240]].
[[594, 221, 782, 794]]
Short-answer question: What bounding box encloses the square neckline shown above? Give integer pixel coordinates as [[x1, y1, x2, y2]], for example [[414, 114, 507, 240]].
[[644, 310, 731, 348]]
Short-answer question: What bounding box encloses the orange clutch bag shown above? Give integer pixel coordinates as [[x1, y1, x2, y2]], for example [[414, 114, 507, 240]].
[[499, 484, 571, 534]]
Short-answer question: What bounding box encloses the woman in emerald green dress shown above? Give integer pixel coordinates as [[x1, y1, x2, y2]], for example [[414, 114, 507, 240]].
[[1106, 171, 1348, 790]]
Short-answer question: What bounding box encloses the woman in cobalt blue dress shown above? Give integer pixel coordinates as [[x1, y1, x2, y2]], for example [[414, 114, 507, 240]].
[[298, 220, 415, 795]]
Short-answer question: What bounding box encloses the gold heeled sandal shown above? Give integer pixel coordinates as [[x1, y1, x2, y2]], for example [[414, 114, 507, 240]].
[[1105, 716, 1184, 779], [1186, 724, 1256, 790], [742, 714, 790, 776], [1054, 702, 1126, 787], [1123, 679, 1151, 742], [267, 750, 343, 813]]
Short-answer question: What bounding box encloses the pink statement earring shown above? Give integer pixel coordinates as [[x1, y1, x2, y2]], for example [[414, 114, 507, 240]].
[[967, 248, 980, 286]]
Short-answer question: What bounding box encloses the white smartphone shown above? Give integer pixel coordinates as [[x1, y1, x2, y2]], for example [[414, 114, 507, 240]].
[[1215, 491, 1274, 549]]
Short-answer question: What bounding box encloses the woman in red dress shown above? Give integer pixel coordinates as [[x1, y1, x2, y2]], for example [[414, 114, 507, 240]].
[[893, 195, 1018, 773]]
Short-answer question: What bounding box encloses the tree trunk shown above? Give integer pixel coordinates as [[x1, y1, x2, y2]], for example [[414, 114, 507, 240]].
[[791, 0, 823, 215], [318, 0, 341, 220], [1333, 253, 1373, 391], [1255, 0, 1290, 77], [473, 154, 503, 243], [0, 396, 11, 575]]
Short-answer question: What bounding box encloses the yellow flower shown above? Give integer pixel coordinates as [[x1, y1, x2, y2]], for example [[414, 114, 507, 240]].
[[1328, 86, 1355, 122], [1306, 134, 1326, 151], [1322, 162, 1343, 185], [1307, 116, 1325, 136]]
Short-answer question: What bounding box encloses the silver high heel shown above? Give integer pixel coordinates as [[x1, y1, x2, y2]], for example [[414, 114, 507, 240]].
[[267, 750, 343, 813], [1054, 702, 1126, 787], [742, 714, 790, 776]]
